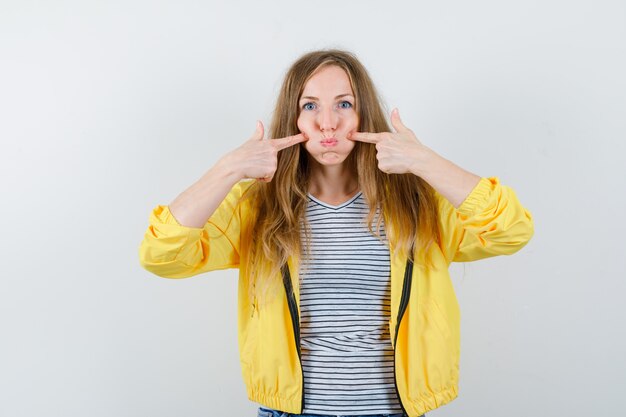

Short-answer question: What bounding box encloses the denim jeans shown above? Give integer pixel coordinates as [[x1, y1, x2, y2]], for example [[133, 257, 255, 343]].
[[257, 406, 425, 417]]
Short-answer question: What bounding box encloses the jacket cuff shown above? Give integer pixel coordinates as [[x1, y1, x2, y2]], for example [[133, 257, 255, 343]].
[[149, 205, 205, 240], [153, 205, 182, 226], [456, 177, 497, 216]]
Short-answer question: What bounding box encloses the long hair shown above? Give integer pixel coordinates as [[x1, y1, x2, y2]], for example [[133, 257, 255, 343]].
[[240, 49, 441, 307]]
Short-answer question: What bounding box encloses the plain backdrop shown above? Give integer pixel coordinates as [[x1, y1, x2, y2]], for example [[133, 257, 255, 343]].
[[1, 1, 625, 416]]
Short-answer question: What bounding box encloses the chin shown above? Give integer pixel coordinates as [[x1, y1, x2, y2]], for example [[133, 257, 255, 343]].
[[315, 157, 348, 166], [309, 151, 352, 166]]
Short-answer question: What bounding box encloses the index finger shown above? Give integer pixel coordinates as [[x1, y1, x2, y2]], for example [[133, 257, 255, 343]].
[[348, 132, 382, 143], [271, 133, 308, 151]]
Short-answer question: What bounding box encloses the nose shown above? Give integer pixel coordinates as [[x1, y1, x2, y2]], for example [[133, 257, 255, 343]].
[[317, 106, 338, 133]]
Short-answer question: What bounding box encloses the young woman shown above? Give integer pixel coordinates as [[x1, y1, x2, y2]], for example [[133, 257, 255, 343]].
[[139, 49, 534, 417]]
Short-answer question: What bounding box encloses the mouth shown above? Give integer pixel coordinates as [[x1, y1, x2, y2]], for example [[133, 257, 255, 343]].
[[320, 138, 338, 147]]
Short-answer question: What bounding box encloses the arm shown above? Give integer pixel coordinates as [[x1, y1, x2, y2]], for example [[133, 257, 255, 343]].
[[405, 128, 534, 262], [409, 146, 482, 209], [349, 108, 534, 262], [168, 160, 242, 228], [137, 153, 245, 279], [138, 121, 307, 278], [411, 148, 533, 262], [138, 180, 253, 278]]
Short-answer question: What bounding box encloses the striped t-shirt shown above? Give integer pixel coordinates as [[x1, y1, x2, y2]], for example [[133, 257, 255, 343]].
[[299, 191, 403, 415]]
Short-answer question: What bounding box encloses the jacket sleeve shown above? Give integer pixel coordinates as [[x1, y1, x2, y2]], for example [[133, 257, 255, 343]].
[[138, 181, 253, 278], [437, 177, 534, 263]]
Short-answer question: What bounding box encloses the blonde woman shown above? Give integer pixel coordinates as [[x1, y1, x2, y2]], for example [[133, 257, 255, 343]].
[[139, 49, 534, 417]]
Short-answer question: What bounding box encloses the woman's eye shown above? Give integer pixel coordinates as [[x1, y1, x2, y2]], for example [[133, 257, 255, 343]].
[[338, 101, 353, 109], [303, 102, 316, 111]]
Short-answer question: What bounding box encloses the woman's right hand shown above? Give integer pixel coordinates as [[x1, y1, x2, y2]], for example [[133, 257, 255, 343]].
[[221, 121, 308, 182]]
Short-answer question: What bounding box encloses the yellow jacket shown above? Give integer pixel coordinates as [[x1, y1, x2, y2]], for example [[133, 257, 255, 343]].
[[138, 176, 534, 416]]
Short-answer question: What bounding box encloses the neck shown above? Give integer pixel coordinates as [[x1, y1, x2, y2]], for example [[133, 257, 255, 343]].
[[308, 160, 359, 201]]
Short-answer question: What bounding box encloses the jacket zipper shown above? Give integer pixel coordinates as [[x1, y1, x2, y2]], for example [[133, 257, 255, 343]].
[[282, 264, 304, 413], [393, 257, 414, 417]]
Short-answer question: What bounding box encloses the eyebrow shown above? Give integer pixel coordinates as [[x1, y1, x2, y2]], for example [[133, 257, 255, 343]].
[[299, 93, 354, 101]]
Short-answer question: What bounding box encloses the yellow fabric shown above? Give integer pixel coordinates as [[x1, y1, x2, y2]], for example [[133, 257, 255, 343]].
[[138, 176, 534, 416]]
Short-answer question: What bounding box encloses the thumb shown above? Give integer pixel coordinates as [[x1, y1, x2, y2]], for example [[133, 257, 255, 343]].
[[250, 120, 264, 140], [390, 108, 410, 133]]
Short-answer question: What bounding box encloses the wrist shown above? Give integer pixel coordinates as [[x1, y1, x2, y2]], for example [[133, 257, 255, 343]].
[[212, 155, 243, 185], [409, 145, 439, 177]]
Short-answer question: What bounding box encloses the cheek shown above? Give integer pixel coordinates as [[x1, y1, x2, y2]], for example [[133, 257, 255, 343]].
[[343, 113, 359, 133], [297, 115, 312, 135], [296, 116, 304, 132], [350, 114, 359, 130]]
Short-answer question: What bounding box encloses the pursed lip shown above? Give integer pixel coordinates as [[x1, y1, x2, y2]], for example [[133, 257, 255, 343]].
[[320, 138, 338, 147]]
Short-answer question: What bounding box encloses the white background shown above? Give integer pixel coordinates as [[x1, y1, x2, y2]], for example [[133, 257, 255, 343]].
[[1, 0, 625, 416]]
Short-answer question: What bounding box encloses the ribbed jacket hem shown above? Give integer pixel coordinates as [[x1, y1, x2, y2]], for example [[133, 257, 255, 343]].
[[247, 388, 301, 414], [405, 385, 459, 416]]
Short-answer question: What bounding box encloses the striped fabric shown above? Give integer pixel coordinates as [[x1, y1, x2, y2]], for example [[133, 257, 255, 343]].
[[299, 191, 403, 415]]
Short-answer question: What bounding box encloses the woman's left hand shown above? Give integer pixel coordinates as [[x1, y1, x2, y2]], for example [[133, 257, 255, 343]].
[[348, 108, 432, 175]]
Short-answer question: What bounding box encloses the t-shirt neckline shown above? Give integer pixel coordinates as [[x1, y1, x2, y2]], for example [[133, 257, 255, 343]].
[[307, 191, 363, 210]]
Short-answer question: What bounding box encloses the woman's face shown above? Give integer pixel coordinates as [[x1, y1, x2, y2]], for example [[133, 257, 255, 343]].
[[297, 65, 359, 166]]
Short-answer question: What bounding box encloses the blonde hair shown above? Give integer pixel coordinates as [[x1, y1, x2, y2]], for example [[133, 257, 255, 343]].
[[240, 49, 441, 307]]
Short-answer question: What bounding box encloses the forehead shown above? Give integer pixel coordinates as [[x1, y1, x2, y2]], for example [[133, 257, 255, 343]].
[[300, 65, 354, 97]]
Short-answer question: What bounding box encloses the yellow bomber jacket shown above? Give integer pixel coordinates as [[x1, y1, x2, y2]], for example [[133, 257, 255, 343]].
[[138, 177, 534, 416]]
